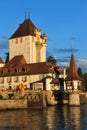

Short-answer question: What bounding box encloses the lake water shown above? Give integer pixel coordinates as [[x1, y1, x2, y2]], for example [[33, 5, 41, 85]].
[[0, 104, 87, 130]]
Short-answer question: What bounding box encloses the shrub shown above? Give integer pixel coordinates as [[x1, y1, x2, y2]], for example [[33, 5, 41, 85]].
[[19, 96, 25, 99], [0, 95, 3, 100], [8, 93, 14, 99]]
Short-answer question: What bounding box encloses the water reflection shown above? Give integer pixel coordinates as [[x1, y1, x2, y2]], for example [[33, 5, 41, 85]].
[[0, 105, 87, 130]]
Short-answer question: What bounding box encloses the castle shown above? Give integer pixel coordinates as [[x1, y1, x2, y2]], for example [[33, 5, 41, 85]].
[[0, 18, 60, 91], [0, 17, 83, 92]]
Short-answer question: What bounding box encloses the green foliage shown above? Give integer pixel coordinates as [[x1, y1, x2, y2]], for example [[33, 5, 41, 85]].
[[19, 96, 25, 99], [8, 93, 14, 99], [35, 92, 41, 97], [77, 67, 83, 78], [0, 95, 3, 100], [5, 52, 9, 63], [83, 73, 87, 91], [47, 56, 57, 65], [61, 91, 69, 99]]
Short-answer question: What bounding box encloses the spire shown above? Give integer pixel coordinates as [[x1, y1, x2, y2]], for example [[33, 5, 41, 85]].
[[24, 9, 30, 20], [66, 53, 82, 81], [28, 10, 30, 19], [25, 11, 27, 20]]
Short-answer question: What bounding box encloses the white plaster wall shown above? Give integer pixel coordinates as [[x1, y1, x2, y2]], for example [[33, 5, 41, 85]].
[[46, 78, 52, 90], [9, 35, 46, 63], [0, 63, 5, 67], [9, 36, 31, 63], [73, 80, 78, 90], [41, 44, 46, 62]]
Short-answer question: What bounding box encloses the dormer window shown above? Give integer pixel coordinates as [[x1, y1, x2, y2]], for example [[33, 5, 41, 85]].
[[22, 67, 26, 72], [8, 69, 10, 74], [14, 69, 18, 73], [1, 70, 4, 74]]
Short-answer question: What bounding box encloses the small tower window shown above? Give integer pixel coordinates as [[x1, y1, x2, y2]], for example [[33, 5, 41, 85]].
[[16, 38, 18, 43], [20, 37, 23, 43]]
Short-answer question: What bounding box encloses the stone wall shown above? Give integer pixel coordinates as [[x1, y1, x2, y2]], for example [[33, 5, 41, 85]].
[[80, 92, 87, 104], [0, 99, 27, 110], [69, 93, 80, 106], [27, 90, 46, 109], [0, 90, 47, 110], [46, 90, 57, 105], [68, 92, 87, 106]]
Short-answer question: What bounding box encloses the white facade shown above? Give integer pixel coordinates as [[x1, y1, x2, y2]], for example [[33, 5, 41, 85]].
[[0, 19, 55, 91], [0, 73, 53, 90], [9, 33, 47, 63]]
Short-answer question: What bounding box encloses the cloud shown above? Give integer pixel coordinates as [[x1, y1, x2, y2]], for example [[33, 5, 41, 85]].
[[0, 36, 8, 51], [55, 48, 79, 53], [58, 58, 87, 73], [0, 41, 8, 50], [0, 36, 8, 40], [0, 36, 8, 61]]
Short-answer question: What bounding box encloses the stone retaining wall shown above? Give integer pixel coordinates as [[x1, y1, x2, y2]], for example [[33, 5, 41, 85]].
[[80, 92, 87, 104], [0, 90, 47, 110], [0, 99, 27, 110]]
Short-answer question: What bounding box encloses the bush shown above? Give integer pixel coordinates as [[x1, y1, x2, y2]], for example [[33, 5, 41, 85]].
[[19, 96, 25, 99], [61, 91, 69, 99], [8, 93, 14, 99], [0, 95, 3, 100]]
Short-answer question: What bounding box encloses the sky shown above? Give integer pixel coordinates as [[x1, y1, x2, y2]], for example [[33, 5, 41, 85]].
[[0, 0, 87, 72]]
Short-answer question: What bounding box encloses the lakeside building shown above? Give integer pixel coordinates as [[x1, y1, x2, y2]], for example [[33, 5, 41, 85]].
[[0, 18, 63, 91], [65, 53, 83, 92]]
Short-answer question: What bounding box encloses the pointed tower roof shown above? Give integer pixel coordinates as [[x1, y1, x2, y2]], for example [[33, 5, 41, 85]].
[[65, 53, 82, 81], [9, 19, 37, 39]]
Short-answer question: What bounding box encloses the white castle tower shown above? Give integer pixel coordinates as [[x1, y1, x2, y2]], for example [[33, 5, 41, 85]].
[[9, 18, 47, 63]]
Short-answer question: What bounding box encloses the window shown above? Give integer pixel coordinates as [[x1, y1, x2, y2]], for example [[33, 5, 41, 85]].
[[14, 77, 18, 82], [8, 69, 10, 74], [22, 76, 27, 82], [1, 70, 4, 74], [22, 67, 26, 72], [0, 78, 4, 84], [14, 69, 18, 73], [7, 77, 12, 83], [16, 38, 18, 43], [20, 37, 23, 43]]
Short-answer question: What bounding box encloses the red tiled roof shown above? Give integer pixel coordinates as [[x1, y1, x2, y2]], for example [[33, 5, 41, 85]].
[[9, 19, 37, 39], [50, 78, 59, 84], [0, 55, 53, 76], [4, 55, 26, 68], [65, 54, 82, 81]]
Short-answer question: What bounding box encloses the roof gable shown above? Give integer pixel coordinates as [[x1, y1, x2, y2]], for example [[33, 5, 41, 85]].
[[9, 19, 36, 39], [4, 55, 26, 68]]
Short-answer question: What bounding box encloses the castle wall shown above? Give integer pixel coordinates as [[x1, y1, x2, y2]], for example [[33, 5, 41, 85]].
[[9, 34, 46, 63]]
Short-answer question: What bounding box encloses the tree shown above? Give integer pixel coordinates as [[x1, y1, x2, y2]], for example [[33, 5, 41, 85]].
[[5, 52, 9, 63], [47, 56, 57, 65], [77, 67, 83, 78], [83, 73, 87, 91]]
